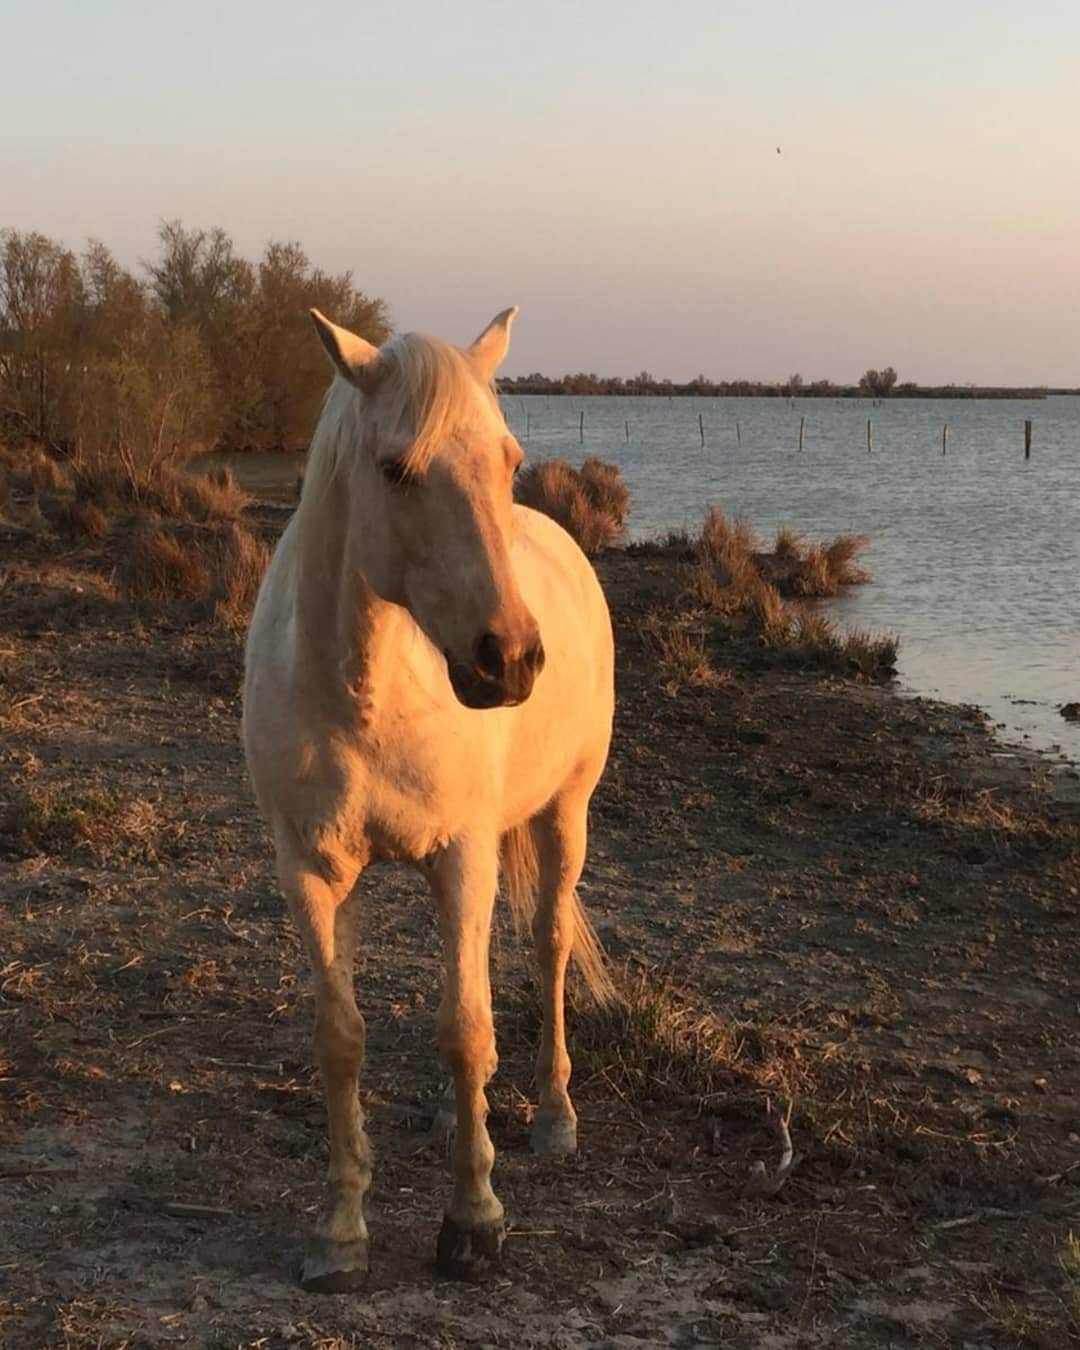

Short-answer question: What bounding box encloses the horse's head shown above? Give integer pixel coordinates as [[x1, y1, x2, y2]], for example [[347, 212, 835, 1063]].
[[310, 307, 544, 709]]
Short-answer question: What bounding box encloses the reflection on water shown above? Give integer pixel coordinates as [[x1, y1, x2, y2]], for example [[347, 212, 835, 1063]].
[[503, 394, 1080, 760]]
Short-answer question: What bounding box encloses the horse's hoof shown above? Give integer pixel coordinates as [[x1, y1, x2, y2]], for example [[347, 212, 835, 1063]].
[[300, 1236, 369, 1293], [436, 1214, 505, 1280], [531, 1112, 578, 1156]]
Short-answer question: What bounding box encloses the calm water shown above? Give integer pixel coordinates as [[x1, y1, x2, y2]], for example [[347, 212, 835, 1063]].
[[502, 395, 1080, 761]]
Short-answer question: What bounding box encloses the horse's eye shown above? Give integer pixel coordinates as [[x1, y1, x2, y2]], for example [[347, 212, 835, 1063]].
[[381, 459, 416, 488]]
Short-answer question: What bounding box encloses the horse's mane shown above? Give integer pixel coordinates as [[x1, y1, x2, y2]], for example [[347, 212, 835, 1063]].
[[300, 332, 498, 517]]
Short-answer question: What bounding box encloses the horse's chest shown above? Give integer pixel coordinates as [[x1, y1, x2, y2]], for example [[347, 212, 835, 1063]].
[[330, 724, 485, 863]]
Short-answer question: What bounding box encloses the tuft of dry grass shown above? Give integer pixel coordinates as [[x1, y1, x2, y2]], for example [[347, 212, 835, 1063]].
[[73, 462, 249, 522], [515, 457, 629, 554], [823, 533, 871, 586], [185, 465, 251, 520], [646, 508, 897, 683], [206, 521, 271, 628], [640, 611, 734, 695], [557, 966, 806, 1105], [121, 524, 211, 604], [117, 518, 269, 626], [699, 507, 758, 568], [0, 444, 70, 497], [774, 526, 804, 560], [53, 498, 110, 540], [1, 784, 175, 864], [788, 612, 899, 678], [579, 457, 630, 533]]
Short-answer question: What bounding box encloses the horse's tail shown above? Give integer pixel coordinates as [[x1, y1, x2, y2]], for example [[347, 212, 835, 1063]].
[[500, 823, 614, 1005]]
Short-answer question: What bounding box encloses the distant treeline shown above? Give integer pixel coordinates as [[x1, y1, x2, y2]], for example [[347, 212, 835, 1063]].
[[0, 223, 390, 466], [498, 370, 1058, 400]]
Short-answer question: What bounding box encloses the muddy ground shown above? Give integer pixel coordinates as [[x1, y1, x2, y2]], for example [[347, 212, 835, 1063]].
[[2, 508, 1080, 1349]]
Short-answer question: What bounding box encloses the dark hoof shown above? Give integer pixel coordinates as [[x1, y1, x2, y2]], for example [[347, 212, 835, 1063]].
[[300, 1235, 369, 1293], [436, 1214, 505, 1280]]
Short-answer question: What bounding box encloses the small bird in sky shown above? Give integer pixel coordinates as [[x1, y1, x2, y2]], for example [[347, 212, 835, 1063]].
[[776, 146, 781, 155]]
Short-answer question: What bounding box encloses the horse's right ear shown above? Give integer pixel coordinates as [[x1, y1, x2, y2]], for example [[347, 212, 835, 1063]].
[[310, 309, 382, 390]]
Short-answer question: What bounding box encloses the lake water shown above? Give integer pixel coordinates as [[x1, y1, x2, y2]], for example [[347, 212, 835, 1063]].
[[501, 395, 1080, 761]]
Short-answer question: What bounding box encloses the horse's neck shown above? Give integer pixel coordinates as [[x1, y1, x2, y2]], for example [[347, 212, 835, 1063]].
[[292, 481, 389, 709]]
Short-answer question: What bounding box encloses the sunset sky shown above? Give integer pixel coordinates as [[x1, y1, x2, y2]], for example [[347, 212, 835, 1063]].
[[3, 1, 1078, 384]]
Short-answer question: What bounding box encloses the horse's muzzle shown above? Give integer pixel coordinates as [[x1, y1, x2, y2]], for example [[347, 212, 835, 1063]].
[[446, 632, 545, 709]]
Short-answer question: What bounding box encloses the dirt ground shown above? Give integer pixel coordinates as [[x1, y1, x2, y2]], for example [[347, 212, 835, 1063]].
[[2, 508, 1080, 1349]]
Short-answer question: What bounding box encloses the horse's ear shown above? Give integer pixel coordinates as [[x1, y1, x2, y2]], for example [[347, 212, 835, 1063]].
[[310, 309, 381, 389], [468, 306, 519, 379]]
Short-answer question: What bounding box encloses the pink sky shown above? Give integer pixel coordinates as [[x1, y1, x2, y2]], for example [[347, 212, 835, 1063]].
[[3, 1, 1078, 383]]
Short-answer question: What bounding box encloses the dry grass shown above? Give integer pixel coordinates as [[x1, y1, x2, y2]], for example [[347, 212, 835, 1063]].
[[0, 446, 70, 531], [1, 784, 174, 864], [117, 518, 269, 626], [580, 457, 630, 532], [120, 524, 211, 604], [788, 612, 900, 679], [774, 526, 803, 560], [0, 444, 69, 497], [515, 457, 629, 554], [640, 611, 734, 695], [649, 509, 897, 682], [554, 966, 806, 1105], [53, 498, 110, 540], [72, 462, 249, 522], [205, 520, 272, 628], [910, 779, 1051, 844]]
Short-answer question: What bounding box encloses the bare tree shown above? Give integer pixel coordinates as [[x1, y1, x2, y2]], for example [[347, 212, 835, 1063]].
[[859, 366, 898, 398]]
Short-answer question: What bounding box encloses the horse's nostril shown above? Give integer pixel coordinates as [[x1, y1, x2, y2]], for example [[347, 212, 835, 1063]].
[[475, 632, 506, 679], [529, 640, 546, 674]]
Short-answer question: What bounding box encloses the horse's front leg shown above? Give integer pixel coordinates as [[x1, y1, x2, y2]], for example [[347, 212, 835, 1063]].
[[426, 835, 504, 1278], [277, 846, 370, 1292]]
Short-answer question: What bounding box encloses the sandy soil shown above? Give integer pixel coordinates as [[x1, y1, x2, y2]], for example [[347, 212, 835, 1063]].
[[2, 515, 1080, 1349]]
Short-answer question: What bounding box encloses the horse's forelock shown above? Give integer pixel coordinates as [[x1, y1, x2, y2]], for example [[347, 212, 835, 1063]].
[[382, 333, 498, 477], [297, 333, 499, 537]]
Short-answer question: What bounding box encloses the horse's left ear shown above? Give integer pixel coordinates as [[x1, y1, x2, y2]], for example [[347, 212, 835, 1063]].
[[310, 309, 382, 390], [468, 306, 519, 379]]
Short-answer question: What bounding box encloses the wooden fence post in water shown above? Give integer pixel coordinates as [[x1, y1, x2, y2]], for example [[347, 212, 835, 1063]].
[[799, 415, 805, 451], [942, 423, 948, 455], [736, 421, 742, 447], [579, 410, 584, 445], [866, 419, 873, 453], [526, 412, 531, 440], [699, 413, 705, 448], [624, 420, 629, 444], [1024, 419, 1032, 459]]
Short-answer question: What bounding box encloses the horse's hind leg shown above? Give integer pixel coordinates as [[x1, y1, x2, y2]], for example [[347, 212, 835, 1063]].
[[530, 781, 591, 1156], [277, 844, 370, 1292], [426, 836, 504, 1278]]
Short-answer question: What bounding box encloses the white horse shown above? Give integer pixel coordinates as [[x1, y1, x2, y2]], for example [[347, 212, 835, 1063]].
[[242, 307, 614, 1289]]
